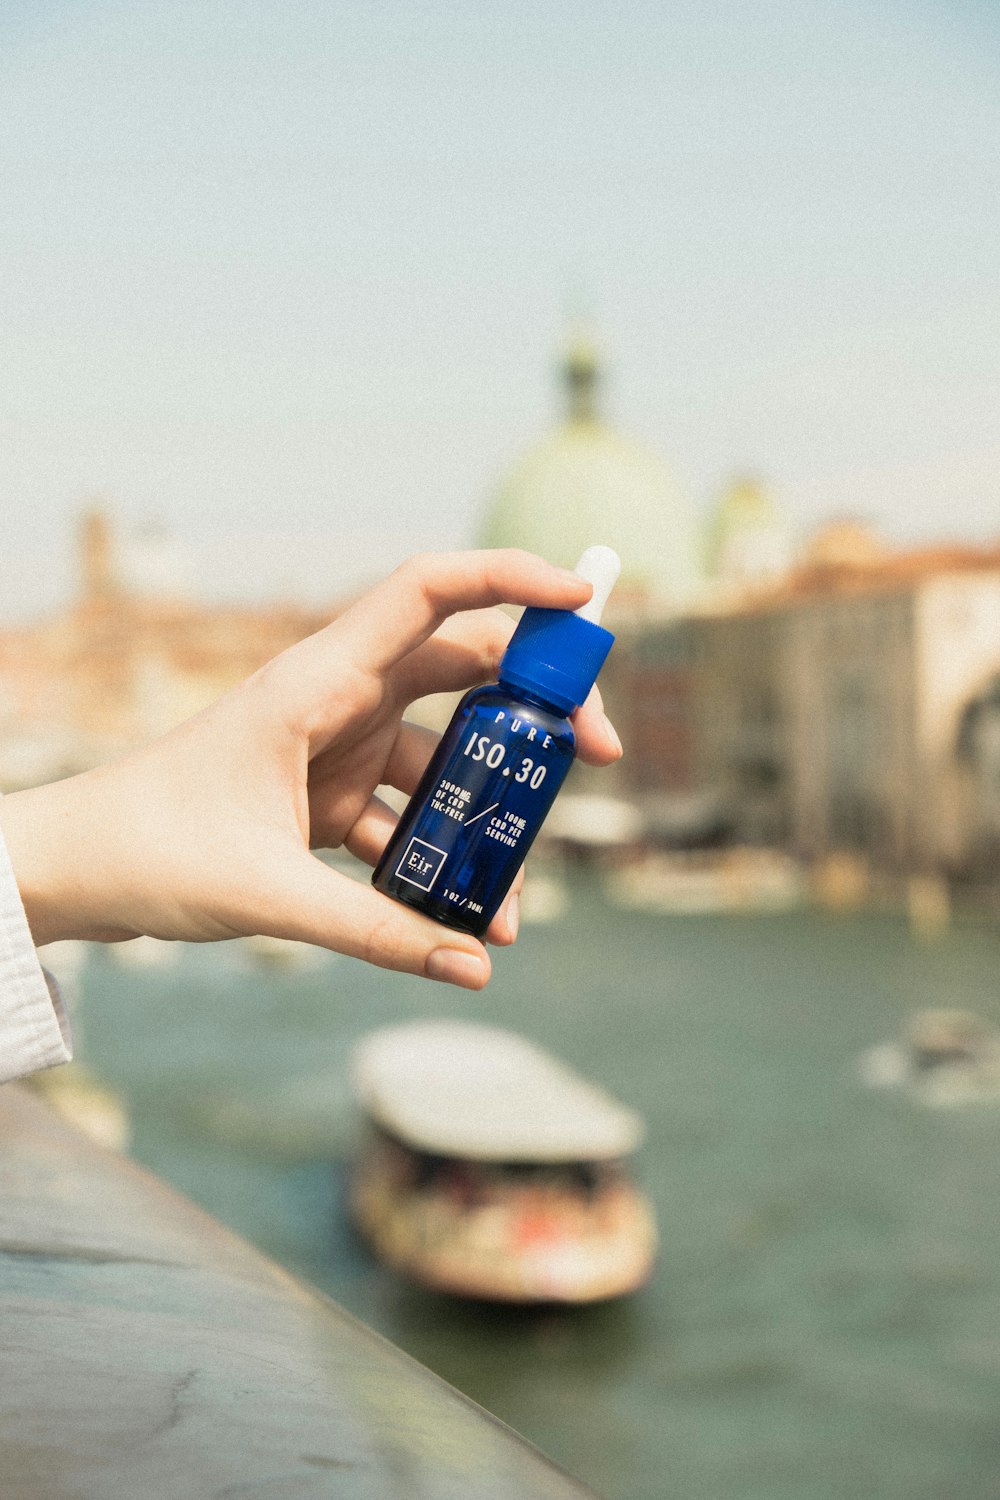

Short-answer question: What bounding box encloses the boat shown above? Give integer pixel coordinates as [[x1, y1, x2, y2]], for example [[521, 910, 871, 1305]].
[[606, 847, 805, 915], [859, 1008, 1000, 1106], [349, 1021, 657, 1303], [542, 793, 644, 851]]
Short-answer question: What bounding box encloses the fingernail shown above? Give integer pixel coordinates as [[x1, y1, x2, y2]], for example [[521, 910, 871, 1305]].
[[507, 893, 520, 941], [603, 714, 623, 756], [426, 948, 490, 989]]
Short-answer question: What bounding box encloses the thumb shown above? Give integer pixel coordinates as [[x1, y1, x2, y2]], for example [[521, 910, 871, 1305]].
[[258, 852, 492, 989]]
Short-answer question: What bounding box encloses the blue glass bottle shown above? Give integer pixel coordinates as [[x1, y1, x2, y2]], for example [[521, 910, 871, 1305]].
[[373, 550, 618, 938]]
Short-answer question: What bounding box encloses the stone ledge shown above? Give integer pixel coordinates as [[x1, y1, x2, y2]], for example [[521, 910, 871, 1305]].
[[0, 1082, 599, 1500]]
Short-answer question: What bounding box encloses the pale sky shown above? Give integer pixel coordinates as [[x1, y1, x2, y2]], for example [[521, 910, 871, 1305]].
[[2, 0, 998, 621]]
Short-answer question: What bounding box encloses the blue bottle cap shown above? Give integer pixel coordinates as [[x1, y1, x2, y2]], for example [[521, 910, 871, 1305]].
[[499, 607, 615, 715]]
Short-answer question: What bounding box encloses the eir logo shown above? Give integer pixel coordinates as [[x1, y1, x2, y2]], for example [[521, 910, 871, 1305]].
[[395, 837, 447, 892]]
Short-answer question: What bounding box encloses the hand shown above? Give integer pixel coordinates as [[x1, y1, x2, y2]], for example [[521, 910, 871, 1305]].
[[0, 550, 622, 989]]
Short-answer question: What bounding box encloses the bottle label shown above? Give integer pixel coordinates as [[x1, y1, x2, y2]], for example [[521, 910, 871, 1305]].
[[375, 690, 575, 934]]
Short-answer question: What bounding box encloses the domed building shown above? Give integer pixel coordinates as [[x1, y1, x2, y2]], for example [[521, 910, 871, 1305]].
[[703, 474, 792, 595], [481, 340, 702, 613]]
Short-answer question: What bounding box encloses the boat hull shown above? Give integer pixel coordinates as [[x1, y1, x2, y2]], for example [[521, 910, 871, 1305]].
[[349, 1130, 658, 1304]]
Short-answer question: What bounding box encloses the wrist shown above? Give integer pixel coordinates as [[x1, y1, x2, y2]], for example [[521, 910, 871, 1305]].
[[0, 778, 131, 947], [1, 784, 74, 945]]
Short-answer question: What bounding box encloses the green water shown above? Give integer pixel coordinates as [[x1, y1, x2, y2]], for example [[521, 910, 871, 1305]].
[[73, 885, 1000, 1500]]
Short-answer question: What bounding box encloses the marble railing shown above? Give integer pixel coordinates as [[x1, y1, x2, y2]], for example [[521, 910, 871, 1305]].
[[0, 1083, 597, 1500]]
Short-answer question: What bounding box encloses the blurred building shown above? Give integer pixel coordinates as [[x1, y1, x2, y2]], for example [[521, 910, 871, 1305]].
[[5, 357, 1000, 891], [0, 508, 334, 789], [620, 523, 1000, 877], [479, 346, 1000, 881]]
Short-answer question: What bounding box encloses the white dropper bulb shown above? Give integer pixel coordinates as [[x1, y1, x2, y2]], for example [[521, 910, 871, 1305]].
[[572, 546, 621, 625]]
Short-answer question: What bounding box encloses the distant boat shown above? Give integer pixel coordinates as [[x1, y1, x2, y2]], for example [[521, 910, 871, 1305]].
[[350, 1021, 657, 1303], [859, 1008, 1000, 1106], [606, 848, 805, 915], [542, 793, 644, 850]]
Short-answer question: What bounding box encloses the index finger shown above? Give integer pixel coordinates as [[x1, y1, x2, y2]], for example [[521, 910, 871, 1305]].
[[331, 549, 591, 675]]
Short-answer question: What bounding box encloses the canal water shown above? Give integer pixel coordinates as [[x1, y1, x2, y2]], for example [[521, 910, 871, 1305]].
[[70, 880, 1000, 1500]]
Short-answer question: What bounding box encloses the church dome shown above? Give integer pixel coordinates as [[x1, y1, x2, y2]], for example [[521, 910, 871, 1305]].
[[481, 341, 701, 610]]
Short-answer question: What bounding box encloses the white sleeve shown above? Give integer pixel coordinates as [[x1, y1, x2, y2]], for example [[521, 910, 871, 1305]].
[[0, 822, 72, 1083]]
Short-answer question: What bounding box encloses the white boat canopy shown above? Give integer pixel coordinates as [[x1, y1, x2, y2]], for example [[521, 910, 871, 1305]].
[[352, 1021, 645, 1162], [542, 794, 644, 846]]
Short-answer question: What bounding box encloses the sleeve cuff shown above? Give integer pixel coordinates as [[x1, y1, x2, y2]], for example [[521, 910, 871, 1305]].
[[0, 822, 73, 1083]]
